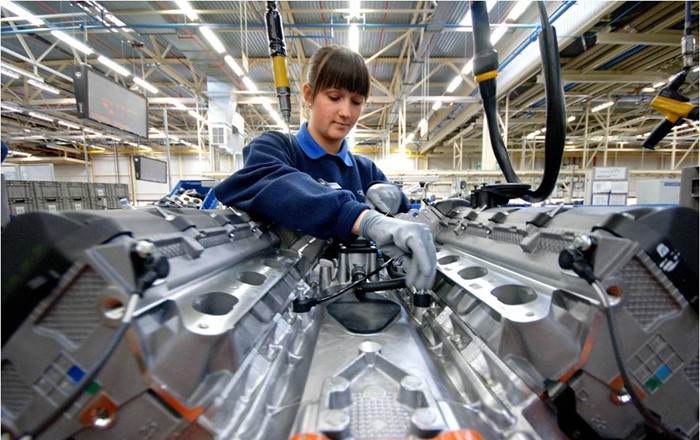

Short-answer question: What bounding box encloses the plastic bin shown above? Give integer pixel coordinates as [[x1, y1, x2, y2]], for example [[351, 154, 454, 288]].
[[6, 180, 34, 199], [32, 181, 63, 199], [110, 183, 129, 200], [63, 198, 88, 211], [168, 180, 220, 209], [36, 198, 65, 212], [88, 183, 110, 199], [9, 198, 35, 215], [60, 182, 89, 199]]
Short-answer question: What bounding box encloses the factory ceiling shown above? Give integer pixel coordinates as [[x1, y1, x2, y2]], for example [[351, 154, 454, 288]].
[[0, 1, 698, 165]]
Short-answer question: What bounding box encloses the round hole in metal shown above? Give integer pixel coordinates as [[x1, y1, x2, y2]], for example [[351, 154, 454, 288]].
[[237, 271, 267, 286], [491, 285, 537, 306], [458, 266, 488, 280], [192, 292, 238, 316], [438, 255, 460, 265]]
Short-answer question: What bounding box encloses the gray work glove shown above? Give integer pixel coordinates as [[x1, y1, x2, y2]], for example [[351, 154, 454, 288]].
[[365, 183, 403, 215], [360, 210, 436, 290]]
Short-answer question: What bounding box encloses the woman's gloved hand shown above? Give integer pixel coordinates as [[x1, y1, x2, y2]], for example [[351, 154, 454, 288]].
[[365, 183, 403, 215], [360, 210, 436, 290]]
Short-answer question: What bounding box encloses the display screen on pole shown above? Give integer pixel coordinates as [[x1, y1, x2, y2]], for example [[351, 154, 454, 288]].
[[74, 64, 148, 138], [133, 156, 167, 183]]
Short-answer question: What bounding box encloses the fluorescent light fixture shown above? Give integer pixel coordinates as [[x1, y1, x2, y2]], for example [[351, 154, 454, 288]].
[[349, 0, 361, 19], [591, 101, 614, 112], [0, 62, 42, 81], [58, 119, 81, 129], [673, 123, 689, 130], [652, 81, 666, 88], [51, 30, 94, 55], [1, 0, 45, 26], [169, 135, 180, 142], [461, 60, 473, 75], [507, 0, 529, 21], [28, 111, 54, 122], [349, 23, 360, 53], [173, 0, 198, 20], [224, 55, 244, 76], [87, 145, 106, 150], [27, 79, 61, 95], [200, 27, 226, 54], [9, 150, 32, 157], [491, 25, 508, 45], [84, 128, 102, 135], [167, 98, 188, 110], [0, 68, 20, 79], [242, 76, 258, 92], [97, 55, 130, 77], [641, 87, 656, 93], [139, 145, 152, 151], [432, 101, 442, 111], [1, 102, 21, 112], [406, 132, 415, 142], [187, 109, 206, 122], [693, 66, 699, 73], [446, 76, 462, 93], [567, 115, 576, 122], [134, 76, 158, 94]]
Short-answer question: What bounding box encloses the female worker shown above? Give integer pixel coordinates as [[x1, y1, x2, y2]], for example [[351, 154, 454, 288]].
[[214, 45, 436, 290]]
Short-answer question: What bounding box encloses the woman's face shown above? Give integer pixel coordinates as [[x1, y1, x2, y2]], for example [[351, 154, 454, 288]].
[[304, 84, 365, 153]]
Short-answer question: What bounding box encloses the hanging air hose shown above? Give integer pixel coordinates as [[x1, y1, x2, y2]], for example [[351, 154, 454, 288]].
[[470, 1, 566, 205]]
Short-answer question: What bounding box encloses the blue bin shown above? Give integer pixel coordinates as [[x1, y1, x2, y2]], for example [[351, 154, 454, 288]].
[[168, 180, 220, 209]]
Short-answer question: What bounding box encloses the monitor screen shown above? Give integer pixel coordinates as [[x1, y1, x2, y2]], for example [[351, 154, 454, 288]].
[[133, 156, 167, 183], [74, 64, 148, 138]]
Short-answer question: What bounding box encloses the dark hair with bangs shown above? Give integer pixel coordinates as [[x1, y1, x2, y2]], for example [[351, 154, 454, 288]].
[[306, 45, 370, 100]]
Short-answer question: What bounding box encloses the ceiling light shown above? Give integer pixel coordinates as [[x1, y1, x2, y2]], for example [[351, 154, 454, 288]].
[[97, 55, 130, 77], [652, 81, 666, 89], [173, 0, 198, 20], [50, 30, 94, 55], [348, 0, 361, 19], [9, 150, 32, 157], [0, 68, 20, 79], [167, 98, 188, 110], [28, 111, 54, 122], [591, 101, 614, 112], [349, 23, 360, 53], [200, 27, 226, 54], [139, 145, 152, 151], [432, 101, 442, 111], [187, 109, 206, 122], [84, 128, 102, 135], [406, 132, 415, 142], [693, 66, 699, 73], [0, 62, 42, 81], [461, 60, 473, 75], [507, 0, 530, 21], [641, 87, 656, 93], [1, 102, 21, 112], [0, 0, 45, 26], [446, 76, 462, 93], [490, 25, 508, 45], [224, 55, 244, 76], [567, 116, 576, 122], [242, 76, 258, 92], [133, 76, 158, 94], [27, 79, 61, 95], [58, 119, 81, 129]]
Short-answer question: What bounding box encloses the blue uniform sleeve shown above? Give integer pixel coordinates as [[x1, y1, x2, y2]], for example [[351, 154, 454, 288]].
[[214, 132, 368, 242]]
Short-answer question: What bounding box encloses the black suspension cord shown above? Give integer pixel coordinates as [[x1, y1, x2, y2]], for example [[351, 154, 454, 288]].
[[471, 1, 566, 203]]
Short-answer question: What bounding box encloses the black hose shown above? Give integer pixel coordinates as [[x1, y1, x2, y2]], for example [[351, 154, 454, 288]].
[[685, 0, 692, 36], [471, 1, 566, 203], [356, 277, 407, 293]]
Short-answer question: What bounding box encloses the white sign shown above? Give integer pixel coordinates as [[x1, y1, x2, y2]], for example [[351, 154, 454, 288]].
[[593, 167, 627, 180]]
